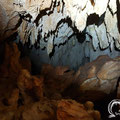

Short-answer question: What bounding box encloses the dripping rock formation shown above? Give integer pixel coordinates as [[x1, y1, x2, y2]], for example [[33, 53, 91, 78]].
[[0, 0, 120, 69]]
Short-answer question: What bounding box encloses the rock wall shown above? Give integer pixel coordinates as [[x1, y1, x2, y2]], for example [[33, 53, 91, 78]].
[[0, 0, 120, 69], [22, 35, 120, 70]]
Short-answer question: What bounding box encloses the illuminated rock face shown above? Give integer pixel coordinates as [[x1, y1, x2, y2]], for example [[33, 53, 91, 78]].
[[75, 55, 120, 96], [0, 0, 120, 68]]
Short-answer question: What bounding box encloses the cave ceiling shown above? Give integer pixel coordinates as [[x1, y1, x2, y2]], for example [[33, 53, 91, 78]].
[[0, 0, 120, 54]]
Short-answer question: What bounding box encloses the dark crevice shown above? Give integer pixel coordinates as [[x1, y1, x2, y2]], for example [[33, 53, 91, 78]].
[[108, 5, 114, 16], [87, 12, 105, 27], [34, 1, 57, 26], [21, 13, 33, 22], [116, 0, 120, 33], [77, 32, 86, 43], [94, 77, 120, 120]]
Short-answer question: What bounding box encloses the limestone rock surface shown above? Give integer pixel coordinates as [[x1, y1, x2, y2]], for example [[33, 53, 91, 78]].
[[63, 55, 120, 101], [0, 0, 120, 53], [41, 64, 74, 99], [57, 99, 101, 120], [74, 55, 120, 94]]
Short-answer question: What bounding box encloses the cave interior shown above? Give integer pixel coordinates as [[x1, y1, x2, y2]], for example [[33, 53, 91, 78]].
[[0, 0, 120, 120]]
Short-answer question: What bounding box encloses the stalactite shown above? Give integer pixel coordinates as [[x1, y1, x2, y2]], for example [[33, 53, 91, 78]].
[[0, 0, 120, 54]]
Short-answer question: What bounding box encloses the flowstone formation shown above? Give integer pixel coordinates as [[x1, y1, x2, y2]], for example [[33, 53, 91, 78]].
[[0, 0, 120, 54]]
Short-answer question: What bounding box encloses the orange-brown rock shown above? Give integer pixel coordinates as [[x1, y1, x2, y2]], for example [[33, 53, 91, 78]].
[[0, 109, 17, 120], [20, 56, 31, 72], [17, 69, 43, 104], [0, 42, 32, 77], [0, 42, 105, 120], [22, 99, 57, 120], [0, 43, 22, 104], [57, 99, 101, 120], [84, 101, 101, 120], [0, 43, 21, 77], [7, 88, 19, 106], [0, 99, 25, 120], [0, 43, 32, 103], [41, 64, 74, 99]]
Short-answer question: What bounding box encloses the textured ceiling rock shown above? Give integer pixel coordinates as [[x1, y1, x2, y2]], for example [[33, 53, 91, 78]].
[[0, 0, 120, 53], [14, 0, 52, 21], [95, 23, 109, 49], [0, 0, 20, 41]]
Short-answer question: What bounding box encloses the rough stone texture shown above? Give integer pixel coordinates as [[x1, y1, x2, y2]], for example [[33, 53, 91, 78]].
[[41, 64, 74, 99], [25, 35, 120, 71], [22, 99, 57, 120], [57, 99, 101, 120], [14, 0, 120, 51], [0, 43, 32, 106], [0, 43, 21, 77], [77, 56, 120, 94], [0, 0, 20, 41], [63, 55, 120, 101], [0, 42, 103, 120], [0, 1, 120, 119], [20, 56, 31, 72], [0, 0, 120, 52], [0, 0, 120, 70], [17, 69, 43, 104], [0, 43, 31, 77]]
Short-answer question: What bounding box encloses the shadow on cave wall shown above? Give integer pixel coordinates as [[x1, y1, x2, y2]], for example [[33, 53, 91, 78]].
[[86, 12, 105, 27], [117, 0, 120, 34]]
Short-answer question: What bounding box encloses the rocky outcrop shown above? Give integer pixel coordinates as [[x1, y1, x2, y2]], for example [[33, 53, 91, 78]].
[[57, 99, 101, 120], [0, 0, 120, 54], [0, 0, 20, 41], [22, 99, 57, 120], [78, 55, 120, 94], [0, 42, 102, 120], [64, 55, 120, 101], [41, 64, 74, 99], [17, 69, 44, 104], [0, 42, 120, 120], [0, 43, 31, 104]]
